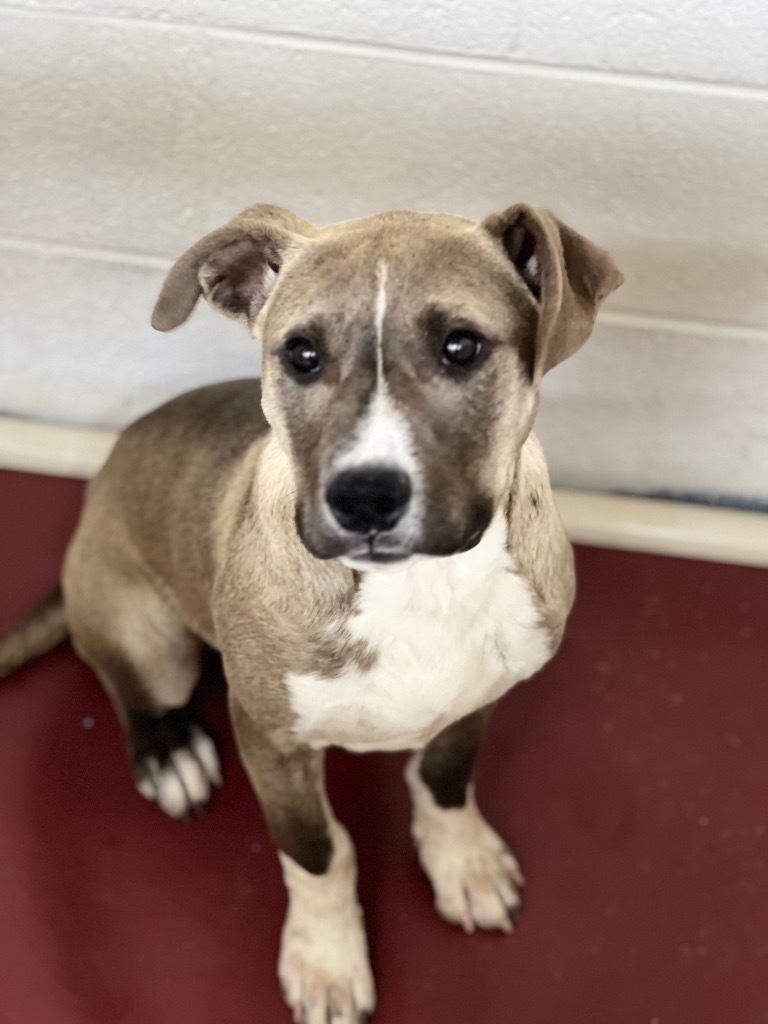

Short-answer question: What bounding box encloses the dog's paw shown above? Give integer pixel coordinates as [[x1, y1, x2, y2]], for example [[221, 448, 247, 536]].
[[132, 710, 222, 819], [278, 904, 375, 1024], [405, 755, 524, 934], [278, 828, 376, 1024], [418, 814, 524, 934]]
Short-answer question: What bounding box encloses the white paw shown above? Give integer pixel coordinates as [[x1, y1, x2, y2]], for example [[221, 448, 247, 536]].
[[135, 726, 222, 818], [406, 755, 524, 934], [279, 916, 375, 1024], [278, 825, 376, 1023]]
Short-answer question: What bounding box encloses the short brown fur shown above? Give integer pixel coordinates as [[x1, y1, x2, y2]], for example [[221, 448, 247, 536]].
[[0, 201, 621, 1023]]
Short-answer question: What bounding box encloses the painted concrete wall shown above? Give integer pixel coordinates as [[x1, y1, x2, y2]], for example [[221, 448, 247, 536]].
[[1, 1, 766, 503]]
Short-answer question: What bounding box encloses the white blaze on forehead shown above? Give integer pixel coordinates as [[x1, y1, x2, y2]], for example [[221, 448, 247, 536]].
[[332, 257, 419, 478]]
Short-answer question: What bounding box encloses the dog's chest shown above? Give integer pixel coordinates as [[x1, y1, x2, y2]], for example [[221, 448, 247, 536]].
[[286, 519, 553, 752]]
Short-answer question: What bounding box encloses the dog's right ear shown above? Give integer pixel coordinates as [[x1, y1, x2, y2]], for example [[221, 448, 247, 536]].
[[151, 205, 316, 331]]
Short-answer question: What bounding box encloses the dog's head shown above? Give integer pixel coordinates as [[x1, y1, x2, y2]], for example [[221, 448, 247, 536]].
[[153, 204, 622, 566]]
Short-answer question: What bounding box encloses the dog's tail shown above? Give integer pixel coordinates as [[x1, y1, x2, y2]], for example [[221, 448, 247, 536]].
[[0, 585, 68, 679]]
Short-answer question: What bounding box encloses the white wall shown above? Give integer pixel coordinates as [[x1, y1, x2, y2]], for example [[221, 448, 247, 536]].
[[1, 0, 767, 504]]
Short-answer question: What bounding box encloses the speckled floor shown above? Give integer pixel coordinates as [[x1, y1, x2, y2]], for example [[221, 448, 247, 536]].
[[1, 469, 766, 1024]]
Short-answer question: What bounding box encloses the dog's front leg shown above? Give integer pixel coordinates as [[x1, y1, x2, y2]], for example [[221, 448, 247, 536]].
[[405, 705, 525, 934], [230, 698, 375, 1024]]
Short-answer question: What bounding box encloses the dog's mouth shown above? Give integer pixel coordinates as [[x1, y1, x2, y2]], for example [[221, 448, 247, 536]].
[[296, 520, 417, 566], [338, 523, 490, 570], [338, 534, 416, 567], [295, 504, 491, 569]]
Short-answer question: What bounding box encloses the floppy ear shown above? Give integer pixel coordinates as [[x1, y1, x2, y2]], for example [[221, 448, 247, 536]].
[[151, 204, 316, 331], [481, 204, 623, 377]]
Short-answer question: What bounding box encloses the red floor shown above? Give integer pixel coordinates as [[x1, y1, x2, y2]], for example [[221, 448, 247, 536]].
[[0, 469, 766, 1024]]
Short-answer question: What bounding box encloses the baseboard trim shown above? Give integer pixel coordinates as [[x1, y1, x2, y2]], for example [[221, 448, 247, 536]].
[[1, 416, 766, 568], [554, 489, 767, 568], [0, 417, 117, 480]]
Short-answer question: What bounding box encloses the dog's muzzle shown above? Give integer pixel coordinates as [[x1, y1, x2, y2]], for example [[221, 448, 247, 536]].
[[325, 466, 411, 536]]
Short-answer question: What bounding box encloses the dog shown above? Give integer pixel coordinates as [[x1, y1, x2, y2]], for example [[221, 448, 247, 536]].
[[0, 201, 622, 1022]]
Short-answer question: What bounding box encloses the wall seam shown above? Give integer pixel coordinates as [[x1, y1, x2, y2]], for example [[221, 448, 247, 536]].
[[2, 236, 766, 342], [2, 3, 767, 102]]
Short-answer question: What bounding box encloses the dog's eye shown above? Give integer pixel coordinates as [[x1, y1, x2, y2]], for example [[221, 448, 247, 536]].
[[442, 331, 482, 368], [283, 337, 321, 376]]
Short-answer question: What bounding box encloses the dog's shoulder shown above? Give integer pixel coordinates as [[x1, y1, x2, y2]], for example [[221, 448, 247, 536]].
[[505, 433, 575, 640]]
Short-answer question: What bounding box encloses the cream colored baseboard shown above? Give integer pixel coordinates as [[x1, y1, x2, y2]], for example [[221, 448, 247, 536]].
[[554, 489, 767, 568], [1, 416, 766, 568], [0, 417, 116, 480]]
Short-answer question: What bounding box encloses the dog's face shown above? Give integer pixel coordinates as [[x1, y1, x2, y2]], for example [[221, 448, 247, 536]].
[[153, 205, 622, 566], [258, 215, 539, 564]]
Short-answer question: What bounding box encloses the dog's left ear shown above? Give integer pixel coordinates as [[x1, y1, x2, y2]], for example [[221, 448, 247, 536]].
[[152, 204, 316, 332], [481, 204, 623, 377]]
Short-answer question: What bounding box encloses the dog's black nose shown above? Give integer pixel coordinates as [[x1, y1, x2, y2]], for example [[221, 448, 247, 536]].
[[326, 467, 412, 534]]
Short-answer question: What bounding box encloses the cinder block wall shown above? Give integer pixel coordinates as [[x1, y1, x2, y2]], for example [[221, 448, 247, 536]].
[[1, 1, 766, 503]]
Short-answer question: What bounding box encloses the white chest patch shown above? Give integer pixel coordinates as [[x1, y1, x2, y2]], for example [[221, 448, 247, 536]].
[[286, 517, 553, 752]]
